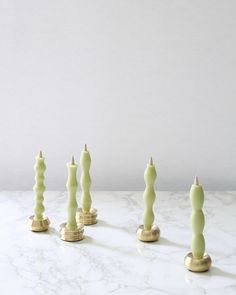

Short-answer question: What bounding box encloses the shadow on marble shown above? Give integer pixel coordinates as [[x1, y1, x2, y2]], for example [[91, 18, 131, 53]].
[[79, 235, 116, 250], [78, 235, 136, 256], [29, 226, 59, 237], [185, 266, 236, 283], [79, 235, 94, 244], [93, 219, 124, 230], [159, 237, 189, 249], [206, 266, 236, 280], [94, 219, 138, 234]]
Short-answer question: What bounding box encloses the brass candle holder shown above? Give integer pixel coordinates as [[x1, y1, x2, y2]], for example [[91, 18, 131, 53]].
[[28, 215, 50, 232], [184, 252, 212, 272], [59, 222, 84, 242], [77, 207, 97, 225], [136, 224, 160, 242]]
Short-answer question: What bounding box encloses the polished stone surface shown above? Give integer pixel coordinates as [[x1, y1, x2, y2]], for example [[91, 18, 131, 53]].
[[0, 191, 235, 295]]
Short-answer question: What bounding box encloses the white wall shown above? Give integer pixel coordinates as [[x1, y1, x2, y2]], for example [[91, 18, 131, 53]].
[[0, 0, 235, 190]]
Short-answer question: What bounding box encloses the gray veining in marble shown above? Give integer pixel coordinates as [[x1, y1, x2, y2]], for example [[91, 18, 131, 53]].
[[0, 191, 235, 295]]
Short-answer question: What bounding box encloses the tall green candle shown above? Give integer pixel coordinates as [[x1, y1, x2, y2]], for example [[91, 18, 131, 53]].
[[80, 144, 92, 213], [77, 144, 97, 225], [143, 157, 157, 231], [28, 150, 50, 232], [66, 156, 78, 230], [184, 176, 211, 272], [33, 151, 46, 221], [190, 176, 205, 259], [137, 157, 160, 242]]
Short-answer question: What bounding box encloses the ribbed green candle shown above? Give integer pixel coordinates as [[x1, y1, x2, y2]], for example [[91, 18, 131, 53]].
[[80, 144, 92, 213], [142, 158, 157, 230], [190, 176, 205, 259], [33, 151, 46, 221], [66, 156, 78, 230]]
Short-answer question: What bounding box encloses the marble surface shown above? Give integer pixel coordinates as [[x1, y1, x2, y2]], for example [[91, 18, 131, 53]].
[[0, 191, 236, 295]]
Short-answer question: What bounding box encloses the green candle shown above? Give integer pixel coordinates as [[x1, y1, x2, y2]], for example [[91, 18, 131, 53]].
[[66, 156, 78, 230], [80, 144, 92, 213], [142, 157, 157, 230], [33, 151, 46, 221], [190, 176, 205, 259]]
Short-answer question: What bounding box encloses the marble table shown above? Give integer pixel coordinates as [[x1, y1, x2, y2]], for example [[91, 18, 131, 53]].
[[0, 191, 236, 295]]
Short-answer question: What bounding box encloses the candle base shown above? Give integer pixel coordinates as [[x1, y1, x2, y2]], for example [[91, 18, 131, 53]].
[[77, 208, 97, 225], [184, 252, 212, 272], [59, 222, 84, 242], [28, 215, 50, 232], [136, 224, 160, 242]]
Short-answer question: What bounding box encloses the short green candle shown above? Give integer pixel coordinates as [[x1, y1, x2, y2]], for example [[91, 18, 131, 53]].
[[142, 157, 157, 231], [66, 156, 78, 230], [190, 176, 205, 259], [33, 151, 46, 221], [80, 144, 92, 213]]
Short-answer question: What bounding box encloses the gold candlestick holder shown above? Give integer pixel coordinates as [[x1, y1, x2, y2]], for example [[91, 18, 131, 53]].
[[184, 252, 212, 272], [136, 224, 160, 242], [28, 215, 50, 232], [77, 207, 97, 225], [59, 222, 84, 242]]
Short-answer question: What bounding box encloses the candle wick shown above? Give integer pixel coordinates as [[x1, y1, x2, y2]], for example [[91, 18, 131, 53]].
[[71, 156, 75, 165], [194, 176, 199, 185], [149, 157, 153, 165], [39, 150, 43, 158], [84, 144, 87, 151]]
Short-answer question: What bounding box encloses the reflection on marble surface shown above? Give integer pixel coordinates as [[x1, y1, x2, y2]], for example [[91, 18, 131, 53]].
[[0, 191, 235, 295]]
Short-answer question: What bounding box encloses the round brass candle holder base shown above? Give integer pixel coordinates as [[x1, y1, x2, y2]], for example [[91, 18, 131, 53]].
[[77, 208, 97, 225], [184, 252, 212, 272], [28, 215, 50, 232], [59, 222, 84, 242], [136, 224, 160, 242]]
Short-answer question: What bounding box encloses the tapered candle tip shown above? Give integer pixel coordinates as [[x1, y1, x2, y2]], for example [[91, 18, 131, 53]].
[[39, 150, 43, 158], [71, 156, 75, 165], [84, 144, 87, 151], [194, 176, 199, 185], [149, 157, 153, 165]]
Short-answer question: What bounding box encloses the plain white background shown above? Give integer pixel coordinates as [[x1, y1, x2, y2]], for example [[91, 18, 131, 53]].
[[0, 0, 235, 190]]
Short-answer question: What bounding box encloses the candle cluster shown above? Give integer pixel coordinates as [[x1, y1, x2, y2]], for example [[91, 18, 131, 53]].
[[28, 147, 211, 272], [28, 144, 97, 242]]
